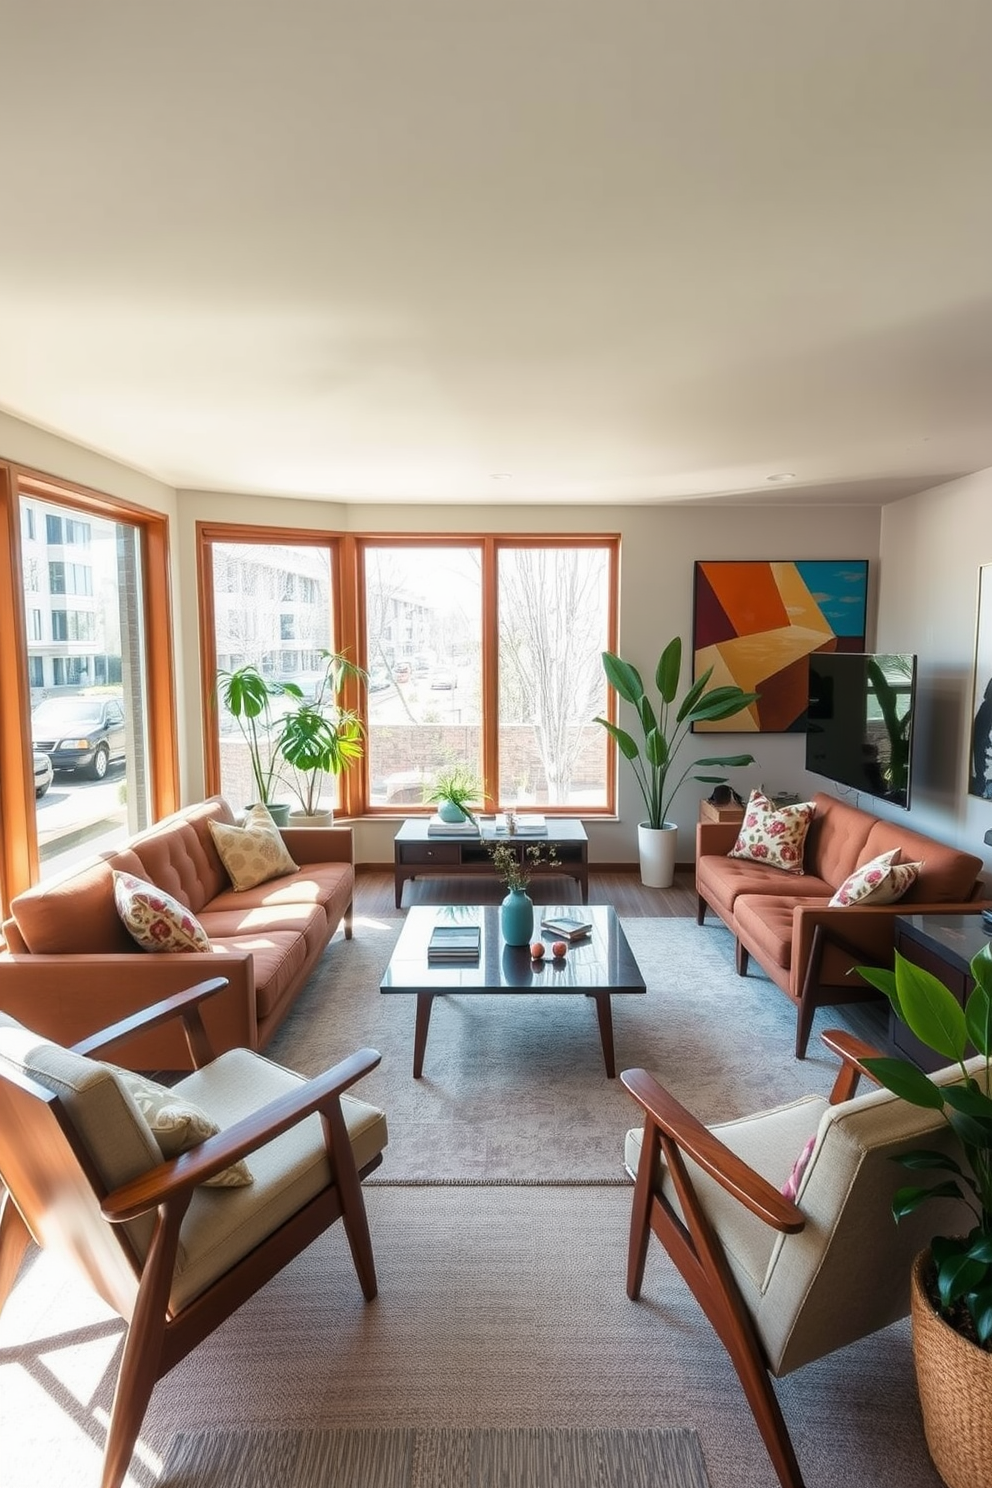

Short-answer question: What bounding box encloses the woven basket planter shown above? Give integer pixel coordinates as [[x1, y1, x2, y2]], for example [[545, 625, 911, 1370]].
[[911, 1249, 992, 1488]]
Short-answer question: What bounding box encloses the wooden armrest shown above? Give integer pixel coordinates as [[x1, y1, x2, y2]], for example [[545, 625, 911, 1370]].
[[72, 977, 231, 1067], [820, 1027, 885, 1103], [102, 1045, 382, 1221], [621, 1068, 804, 1234]]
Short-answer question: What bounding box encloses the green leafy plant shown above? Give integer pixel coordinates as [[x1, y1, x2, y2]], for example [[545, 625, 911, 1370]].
[[216, 664, 302, 807], [423, 764, 482, 824], [595, 637, 759, 829], [275, 651, 367, 816], [857, 945, 992, 1348], [486, 838, 561, 892]]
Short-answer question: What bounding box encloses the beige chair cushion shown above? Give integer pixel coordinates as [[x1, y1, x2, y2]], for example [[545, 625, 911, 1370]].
[[208, 805, 299, 891], [168, 1048, 387, 1312], [626, 1055, 987, 1378]]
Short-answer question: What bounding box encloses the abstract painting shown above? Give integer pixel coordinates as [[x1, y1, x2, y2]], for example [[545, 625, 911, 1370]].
[[970, 563, 992, 800], [692, 559, 869, 733]]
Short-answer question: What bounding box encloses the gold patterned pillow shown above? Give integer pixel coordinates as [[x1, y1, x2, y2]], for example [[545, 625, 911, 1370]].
[[208, 804, 298, 891], [728, 790, 816, 874], [113, 870, 212, 953], [114, 1068, 253, 1188]]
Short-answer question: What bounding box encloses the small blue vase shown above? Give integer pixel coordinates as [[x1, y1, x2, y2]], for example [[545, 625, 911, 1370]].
[[438, 798, 468, 823], [500, 887, 534, 946]]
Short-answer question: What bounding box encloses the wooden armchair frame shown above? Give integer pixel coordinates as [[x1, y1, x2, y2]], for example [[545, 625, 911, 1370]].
[[0, 977, 384, 1488], [622, 1029, 880, 1488]]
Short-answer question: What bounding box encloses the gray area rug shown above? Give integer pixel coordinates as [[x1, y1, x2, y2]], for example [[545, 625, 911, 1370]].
[[267, 911, 883, 1181], [162, 1426, 712, 1487]]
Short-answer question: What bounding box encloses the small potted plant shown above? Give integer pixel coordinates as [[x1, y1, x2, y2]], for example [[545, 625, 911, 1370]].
[[486, 838, 561, 946], [275, 651, 367, 826], [595, 636, 758, 888], [857, 943, 992, 1488], [216, 664, 300, 825], [423, 764, 482, 824]]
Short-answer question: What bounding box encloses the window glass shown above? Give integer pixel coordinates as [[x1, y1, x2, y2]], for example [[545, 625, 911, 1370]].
[[364, 545, 482, 807], [497, 546, 611, 808], [211, 542, 334, 811], [23, 496, 152, 877]]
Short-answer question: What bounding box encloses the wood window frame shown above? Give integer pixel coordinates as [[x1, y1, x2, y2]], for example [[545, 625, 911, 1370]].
[[0, 463, 178, 916], [197, 524, 619, 820]]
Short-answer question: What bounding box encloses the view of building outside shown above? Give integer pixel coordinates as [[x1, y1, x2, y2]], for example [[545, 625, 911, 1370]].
[[21, 496, 152, 876], [497, 546, 611, 808], [212, 541, 334, 810], [364, 545, 483, 806]]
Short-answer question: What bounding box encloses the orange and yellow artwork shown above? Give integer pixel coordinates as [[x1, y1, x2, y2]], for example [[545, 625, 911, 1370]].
[[692, 560, 869, 732]]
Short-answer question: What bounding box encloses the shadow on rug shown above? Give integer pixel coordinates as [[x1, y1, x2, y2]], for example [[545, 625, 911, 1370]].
[[161, 1426, 712, 1488]]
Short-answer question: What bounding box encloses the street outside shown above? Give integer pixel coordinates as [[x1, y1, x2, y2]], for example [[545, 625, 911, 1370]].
[[36, 760, 130, 877]]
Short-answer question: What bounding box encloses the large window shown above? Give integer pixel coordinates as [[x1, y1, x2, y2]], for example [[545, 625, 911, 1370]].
[[364, 544, 483, 808], [0, 465, 177, 914], [200, 528, 618, 818], [208, 539, 335, 812]]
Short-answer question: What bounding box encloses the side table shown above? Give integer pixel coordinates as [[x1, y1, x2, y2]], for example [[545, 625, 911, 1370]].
[[892, 913, 991, 1071]]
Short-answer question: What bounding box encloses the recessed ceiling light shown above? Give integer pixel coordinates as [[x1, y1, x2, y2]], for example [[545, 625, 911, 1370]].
[[490, 472, 513, 481], [766, 472, 796, 483]]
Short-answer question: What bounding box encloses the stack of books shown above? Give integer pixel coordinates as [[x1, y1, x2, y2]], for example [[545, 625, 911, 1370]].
[[427, 924, 482, 963], [485, 813, 548, 836], [540, 914, 593, 942], [426, 813, 479, 836]]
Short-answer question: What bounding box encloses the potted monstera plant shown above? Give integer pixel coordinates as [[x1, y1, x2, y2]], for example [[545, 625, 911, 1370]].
[[595, 636, 758, 887], [216, 664, 300, 826], [274, 651, 367, 826], [857, 943, 992, 1488]]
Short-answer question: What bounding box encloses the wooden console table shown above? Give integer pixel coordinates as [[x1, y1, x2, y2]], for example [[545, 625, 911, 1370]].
[[393, 818, 589, 908]]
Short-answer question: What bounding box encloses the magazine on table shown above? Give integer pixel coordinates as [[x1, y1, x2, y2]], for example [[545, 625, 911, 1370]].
[[539, 914, 592, 942], [427, 924, 482, 961]]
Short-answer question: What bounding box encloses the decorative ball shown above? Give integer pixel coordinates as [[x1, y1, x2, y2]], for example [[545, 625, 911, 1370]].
[[552, 941, 568, 959], [530, 941, 545, 960]]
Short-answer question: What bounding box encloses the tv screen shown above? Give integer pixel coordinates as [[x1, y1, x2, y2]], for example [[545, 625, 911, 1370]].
[[805, 653, 917, 809]]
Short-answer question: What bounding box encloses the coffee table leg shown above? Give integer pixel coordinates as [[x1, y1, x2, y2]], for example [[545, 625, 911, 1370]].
[[592, 993, 616, 1078], [413, 992, 435, 1078]]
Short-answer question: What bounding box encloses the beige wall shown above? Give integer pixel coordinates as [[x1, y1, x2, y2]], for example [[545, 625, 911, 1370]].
[[878, 466, 992, 875], [175, 489, 881, 863]]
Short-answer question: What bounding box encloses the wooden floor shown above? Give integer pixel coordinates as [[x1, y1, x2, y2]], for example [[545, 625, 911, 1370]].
[[355, 865, 698, 917]]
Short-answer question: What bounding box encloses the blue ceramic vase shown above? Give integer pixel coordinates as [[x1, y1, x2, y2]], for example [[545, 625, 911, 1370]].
[[500, 887, 534, 946]]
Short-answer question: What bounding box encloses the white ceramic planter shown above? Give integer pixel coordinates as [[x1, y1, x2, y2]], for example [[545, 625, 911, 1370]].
[[637, 822, 678, 888], [288, 808, 335, 828]]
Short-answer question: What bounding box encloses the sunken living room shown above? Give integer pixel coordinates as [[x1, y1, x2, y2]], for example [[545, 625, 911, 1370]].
[[2, 7, 992, 1488]]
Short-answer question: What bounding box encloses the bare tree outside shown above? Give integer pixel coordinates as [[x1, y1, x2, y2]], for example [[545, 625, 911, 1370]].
[[498, 547, 609, 804]]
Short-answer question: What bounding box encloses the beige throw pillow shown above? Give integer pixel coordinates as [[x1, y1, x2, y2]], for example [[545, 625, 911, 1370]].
[[208, 804, 298, 891], [115, 1068, 253, 1188]]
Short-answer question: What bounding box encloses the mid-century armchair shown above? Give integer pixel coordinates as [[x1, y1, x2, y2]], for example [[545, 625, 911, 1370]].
[[0, 976, 387, 1488], [621, 1031, 980, 1488]]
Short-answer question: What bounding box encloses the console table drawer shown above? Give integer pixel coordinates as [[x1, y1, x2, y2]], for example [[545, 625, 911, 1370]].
[[398, 842, 463, 866]]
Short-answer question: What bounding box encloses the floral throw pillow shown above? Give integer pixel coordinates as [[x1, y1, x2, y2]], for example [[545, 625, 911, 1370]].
[[113, 870, 212, 953], [727, 790, 816, 874], [208, 804, 299, 891], [115, 1068, 253, 1188], [780, 1134, 817, 1202], [829, 850, 923, 907]]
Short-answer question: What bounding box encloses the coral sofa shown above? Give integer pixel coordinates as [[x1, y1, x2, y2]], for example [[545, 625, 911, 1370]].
[[696, 791, 986, 1057], [0, 797, 354, 1070]]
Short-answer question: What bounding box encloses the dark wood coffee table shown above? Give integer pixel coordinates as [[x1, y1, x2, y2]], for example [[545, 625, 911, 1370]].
[[380, 904, 645, 1078]]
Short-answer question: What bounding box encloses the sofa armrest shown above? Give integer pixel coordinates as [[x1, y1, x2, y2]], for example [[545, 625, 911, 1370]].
[[792, 900, 991, 983], [695, 821, 741, 861], [0, 950, 257, 1066], [279, 825, 354, 867]]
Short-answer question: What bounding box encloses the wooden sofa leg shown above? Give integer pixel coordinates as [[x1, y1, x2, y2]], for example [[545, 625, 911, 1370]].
[[0, 1193, 32, 1315], [735, 940, 750, 976], [795, 925, 825, 1060], [344, 899, 354, 941], [696, 894, 707, 925]]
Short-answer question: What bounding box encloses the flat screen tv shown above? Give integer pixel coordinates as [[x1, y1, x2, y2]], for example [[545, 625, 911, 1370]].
[[805, 653, 917, 809]]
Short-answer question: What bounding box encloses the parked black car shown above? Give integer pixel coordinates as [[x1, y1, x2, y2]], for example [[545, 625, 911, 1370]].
[[32, 693, 127, 779]]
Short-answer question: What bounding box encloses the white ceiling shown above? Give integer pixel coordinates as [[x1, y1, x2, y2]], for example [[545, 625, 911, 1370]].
[[2, 1, 991, 507]]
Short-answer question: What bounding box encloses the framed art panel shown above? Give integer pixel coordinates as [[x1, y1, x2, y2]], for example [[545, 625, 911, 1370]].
[[970, 563, 992, 801], [692, 559, 869, 733]]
